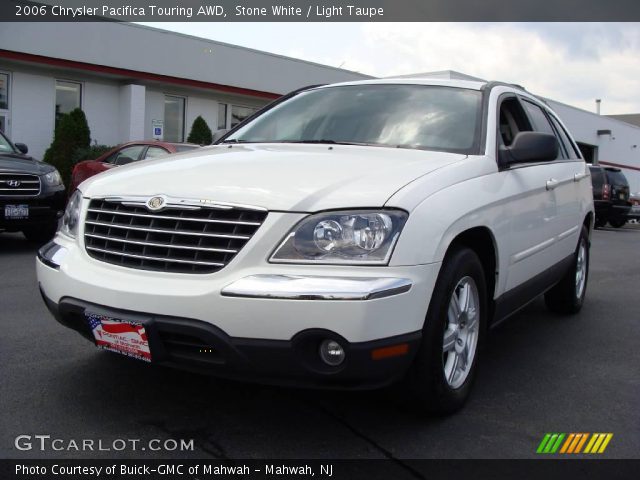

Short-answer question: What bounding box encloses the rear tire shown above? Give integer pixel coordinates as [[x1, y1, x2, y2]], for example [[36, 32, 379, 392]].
[[544, 226, 589, 314], [405, 247, 487, 414], [23, 223, 58, 244], [608, 218, 626, 228]]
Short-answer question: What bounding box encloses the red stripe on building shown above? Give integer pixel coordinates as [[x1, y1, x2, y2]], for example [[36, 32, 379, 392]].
[[599, 160, 640, 172], [0, 49, 281, 100]]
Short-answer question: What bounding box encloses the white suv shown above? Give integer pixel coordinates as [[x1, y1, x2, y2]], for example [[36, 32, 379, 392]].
[[37, 79, 594, 413]]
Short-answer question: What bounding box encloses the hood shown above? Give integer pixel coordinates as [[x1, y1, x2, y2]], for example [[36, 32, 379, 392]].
[[0, 153, 53, 175], [81, 144, 465, 211]]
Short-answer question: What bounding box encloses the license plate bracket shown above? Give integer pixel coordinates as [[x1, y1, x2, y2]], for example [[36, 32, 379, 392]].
[[86, 312, 152, 362]]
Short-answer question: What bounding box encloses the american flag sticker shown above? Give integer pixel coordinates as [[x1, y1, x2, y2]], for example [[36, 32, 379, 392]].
[[86, 312, 152, 362]]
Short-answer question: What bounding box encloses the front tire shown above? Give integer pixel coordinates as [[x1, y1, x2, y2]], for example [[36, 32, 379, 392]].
[[405, 247, 487, 414], [544, 225, 590, 314]]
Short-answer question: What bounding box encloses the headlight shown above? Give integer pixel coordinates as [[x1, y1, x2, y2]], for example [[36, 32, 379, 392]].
[[270, 210, 408, 265], [43, 170, 63, 187], [60, 190, 82, 238]]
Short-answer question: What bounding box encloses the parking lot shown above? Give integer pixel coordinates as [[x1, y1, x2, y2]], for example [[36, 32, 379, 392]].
[[1, 226, 638, 462]]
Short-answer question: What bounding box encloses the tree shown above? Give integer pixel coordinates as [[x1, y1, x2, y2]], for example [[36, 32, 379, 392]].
[[43, 108, 91, 188], [187, 116, 213, 145]]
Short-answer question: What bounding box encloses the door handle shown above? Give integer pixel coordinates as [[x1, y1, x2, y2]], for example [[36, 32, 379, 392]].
[[546, 178, 559, 190], [574, 172, 588, 182]]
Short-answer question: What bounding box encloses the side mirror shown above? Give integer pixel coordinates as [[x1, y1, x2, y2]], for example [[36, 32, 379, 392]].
[[499, 132, 558, 166], [14, 143, 28, 154]]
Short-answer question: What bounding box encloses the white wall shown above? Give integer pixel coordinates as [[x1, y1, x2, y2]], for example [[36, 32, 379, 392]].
[[118, 84, 146, 142], [10, 71, 55, 159], [0, 23, 370, 96], [83, 81, 121, 147]]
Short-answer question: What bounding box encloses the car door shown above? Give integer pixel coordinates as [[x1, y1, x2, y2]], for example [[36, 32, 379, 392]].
[[521, 99, 585, 262], [497, 94, 560, 292]]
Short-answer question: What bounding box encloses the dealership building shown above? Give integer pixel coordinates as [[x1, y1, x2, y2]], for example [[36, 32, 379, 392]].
[[0, 22, 369, 158], [0, 22, 639, 192]]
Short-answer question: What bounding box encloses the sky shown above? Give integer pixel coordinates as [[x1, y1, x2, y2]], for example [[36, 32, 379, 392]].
[[138, 22, 640, 114]]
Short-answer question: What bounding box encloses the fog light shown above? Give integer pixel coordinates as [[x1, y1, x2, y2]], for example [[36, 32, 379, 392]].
[[319, 339, 345, 366]]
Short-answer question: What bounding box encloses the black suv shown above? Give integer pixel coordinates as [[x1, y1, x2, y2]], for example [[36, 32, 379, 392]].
[[589, 165, 631, 228], [0, 130, 66, 242]]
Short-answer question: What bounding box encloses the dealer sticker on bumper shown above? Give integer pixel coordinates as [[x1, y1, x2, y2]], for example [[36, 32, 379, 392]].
[[86, 312, 151, 362]]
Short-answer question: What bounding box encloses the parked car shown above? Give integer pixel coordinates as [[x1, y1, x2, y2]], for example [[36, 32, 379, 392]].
[[37, 79, 594, 413], [629, 192, 640, 222], [589, 165, 631, 228], [69, 141, 200, 192], [0, 130, 66, 242]]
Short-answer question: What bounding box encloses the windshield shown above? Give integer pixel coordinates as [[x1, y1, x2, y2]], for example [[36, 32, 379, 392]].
[[225, 84, 482, 153], [0, 131, 17, 154]]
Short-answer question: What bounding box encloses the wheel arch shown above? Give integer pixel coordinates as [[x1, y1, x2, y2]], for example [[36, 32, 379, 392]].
[[583, 211, 594, 239], [440, 226, 499, 320]]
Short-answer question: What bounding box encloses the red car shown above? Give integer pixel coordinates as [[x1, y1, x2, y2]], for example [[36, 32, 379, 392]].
[[70, 141, 200, 192]]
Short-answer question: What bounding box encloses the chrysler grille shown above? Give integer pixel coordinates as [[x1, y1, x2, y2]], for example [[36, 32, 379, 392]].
[[84, 199, 267, 274], [0, 173, 41, 196]]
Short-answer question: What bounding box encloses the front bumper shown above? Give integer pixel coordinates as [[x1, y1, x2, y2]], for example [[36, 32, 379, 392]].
[[0, 189, 65, 231], [40, 292, 422, 389], [605, 203, 631, 222], [37, 230, 440, 388]]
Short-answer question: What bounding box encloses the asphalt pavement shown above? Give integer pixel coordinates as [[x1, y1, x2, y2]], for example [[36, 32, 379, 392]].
[[1, 226, 638, 462]]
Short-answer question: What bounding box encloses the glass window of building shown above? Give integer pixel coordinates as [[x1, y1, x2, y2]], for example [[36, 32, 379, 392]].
[[231, 105, 258, 128], [0, 73, 9, 110], [55, 80, 82, 123], [218, 103, 228, 130], [164, 95, 186, 142]]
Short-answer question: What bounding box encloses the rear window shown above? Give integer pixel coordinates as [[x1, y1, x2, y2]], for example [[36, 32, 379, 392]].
[[605, 169, 629, 187]]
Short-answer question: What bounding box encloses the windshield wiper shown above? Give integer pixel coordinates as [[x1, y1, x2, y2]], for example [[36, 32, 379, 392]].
[[279, 140, 378, 146], [220, 139, 255, 144]]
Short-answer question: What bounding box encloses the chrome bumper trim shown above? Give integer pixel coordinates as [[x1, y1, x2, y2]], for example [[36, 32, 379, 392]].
[[221, 275, 412, 301]]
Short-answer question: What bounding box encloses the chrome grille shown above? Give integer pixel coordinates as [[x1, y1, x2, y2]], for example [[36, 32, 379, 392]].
[[84, 198, 267, 274], [0, 172, 41, 197]]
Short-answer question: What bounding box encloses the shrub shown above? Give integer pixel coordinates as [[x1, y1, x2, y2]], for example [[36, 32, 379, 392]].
[[187, 115, 213, 145], [43, 108, 91, 187], [71, 144, 114, 165]]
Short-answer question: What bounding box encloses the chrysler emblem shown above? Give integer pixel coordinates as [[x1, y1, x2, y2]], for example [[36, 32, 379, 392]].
[[146, 196, 166, 211], [7, 180, 21, 187]]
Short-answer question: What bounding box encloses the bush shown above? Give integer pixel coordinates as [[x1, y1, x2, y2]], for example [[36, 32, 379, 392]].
[[187, 116, 213, 145], [70, 144, 114, 165], [43, 108, 91, 187]]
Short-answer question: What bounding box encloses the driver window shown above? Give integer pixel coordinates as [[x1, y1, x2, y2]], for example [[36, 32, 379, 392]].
[[498, 97, 531, 146]]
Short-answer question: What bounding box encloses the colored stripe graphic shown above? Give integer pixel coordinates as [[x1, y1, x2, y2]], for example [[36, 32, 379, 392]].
[[584, 433, 614, 454], [559, 433, 575, 453], [537, 433, 565, 453], [537, 434, 552, 453], [575, 433, 589, 453], [538, 433, 613, 454]]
